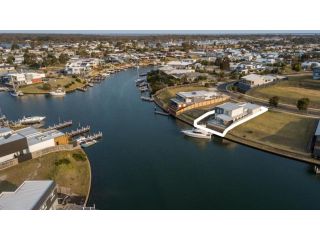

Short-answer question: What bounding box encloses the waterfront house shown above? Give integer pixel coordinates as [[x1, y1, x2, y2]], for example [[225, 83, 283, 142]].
[[0, 180, 58, 210], [0, 126, 68, 170], [1, 72, 45, 86], [208, 102, 262, 127], [170, 90, 220, 110], [237, 74, 278, 92], [313, 67, 320, 80]]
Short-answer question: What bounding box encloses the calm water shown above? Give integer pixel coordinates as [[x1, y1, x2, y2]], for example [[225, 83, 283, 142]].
[[1, 67, 320, 209]]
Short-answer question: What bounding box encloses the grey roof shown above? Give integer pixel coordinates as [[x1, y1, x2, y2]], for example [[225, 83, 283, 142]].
[[0, 180, 56, 210], [16, 127, 64, 146], [0, 127, 12, 134], [0, 133, 25, 146], [216, 114, 234, 122], [216, 102, 243, 111]]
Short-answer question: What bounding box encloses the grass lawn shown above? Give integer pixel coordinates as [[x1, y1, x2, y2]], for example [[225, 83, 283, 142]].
[[0, 149, 90, 197], [20, 76, 85, 94], [247, 74, 320, 108], [229, 111, 316, 153], [156, 86, 208, 109]]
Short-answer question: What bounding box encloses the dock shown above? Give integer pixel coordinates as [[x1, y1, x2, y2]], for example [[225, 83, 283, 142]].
[[47, 120, 73, 130], [154, 110, 170, 116], [141, 96, 154, 102], [86, 132, 103, 141], [67, 126, 91, 137]]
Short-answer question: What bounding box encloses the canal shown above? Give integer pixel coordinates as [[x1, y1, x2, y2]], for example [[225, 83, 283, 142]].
[[1, 67, 320, 209]]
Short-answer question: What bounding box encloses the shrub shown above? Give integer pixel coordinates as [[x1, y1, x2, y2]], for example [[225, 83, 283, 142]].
[[72, 153, 86, 162], [55, 158, 71, 166]]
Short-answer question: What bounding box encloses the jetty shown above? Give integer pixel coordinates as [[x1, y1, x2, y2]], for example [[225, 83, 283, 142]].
[[47, 120, 73, 130], [141, 96, 154, 102], [67, 126, 91, 137], [86, 132, 103, 141], [154, 110, 170, 116]]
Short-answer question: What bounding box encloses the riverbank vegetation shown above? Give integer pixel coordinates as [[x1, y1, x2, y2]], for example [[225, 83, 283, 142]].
[[147, 70, 178, 93], [229, 111, 316, 153], [247, 74, 320, 108], [0, 149, 91, 197]]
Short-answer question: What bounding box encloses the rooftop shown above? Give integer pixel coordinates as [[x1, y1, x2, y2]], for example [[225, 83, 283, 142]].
[[216, 102, 243, 111], [177, 90, 218, 99], [0, 180, 56, 210]]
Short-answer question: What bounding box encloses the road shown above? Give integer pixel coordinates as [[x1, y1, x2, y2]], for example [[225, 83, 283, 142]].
[[217, 81, 320, 118]]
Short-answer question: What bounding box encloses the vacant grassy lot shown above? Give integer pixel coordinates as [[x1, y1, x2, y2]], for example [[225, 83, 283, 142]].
[[247, 74, 320, 108], [229, 111, 316, 153], [20, 76, 85, 94], [156, 85, 208, 109], [0, 149, 90, 197]]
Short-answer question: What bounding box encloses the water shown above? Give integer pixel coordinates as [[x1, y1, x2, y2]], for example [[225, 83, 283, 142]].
[[1, 67, 320, 209]]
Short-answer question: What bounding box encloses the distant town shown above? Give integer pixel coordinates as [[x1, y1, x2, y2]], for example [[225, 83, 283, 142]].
[[1, 33, 320, 209]]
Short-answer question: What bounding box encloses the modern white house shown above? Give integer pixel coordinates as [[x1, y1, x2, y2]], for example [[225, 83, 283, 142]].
[[193, 102, 268, 137], [2, 72, 45, 86], [65, 58, 100, 75], [0, 180, 58, 210]]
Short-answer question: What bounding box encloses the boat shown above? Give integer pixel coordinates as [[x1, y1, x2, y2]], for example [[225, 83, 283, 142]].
[[20, 116, 46, 124], [75, 136, 87, 144], [10, 90, 24, 97], [81, 139, 97, 148], [87, 83, 94, 87], [139, 86, 149, 92], [49, 88, 66, 96], [181, 128, 212, 139]]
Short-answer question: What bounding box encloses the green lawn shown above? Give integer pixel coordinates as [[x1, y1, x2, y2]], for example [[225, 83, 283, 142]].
[[0, 149, 90, 197], [229, 111, 316, 153], [20, 76, 85, 94], [247, 74, 320, 108]]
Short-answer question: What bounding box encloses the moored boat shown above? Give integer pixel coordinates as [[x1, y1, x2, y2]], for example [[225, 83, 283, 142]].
[[49, 88, 66, 96], [181, 128, 212, 139], [20, 116, 46, 124], [81, 139, 97, 148]]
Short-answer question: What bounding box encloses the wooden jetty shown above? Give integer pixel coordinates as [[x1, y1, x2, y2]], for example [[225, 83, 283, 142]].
[[47, 120, 73, 130], [154, 110, 170, 116], [67, 126, 91, 137]]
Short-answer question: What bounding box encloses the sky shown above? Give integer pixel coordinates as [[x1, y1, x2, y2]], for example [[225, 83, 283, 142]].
[[0, 30, 320, 35]]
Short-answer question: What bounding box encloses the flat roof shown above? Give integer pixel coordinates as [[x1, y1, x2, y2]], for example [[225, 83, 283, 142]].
[[216, 102, 243, 111], [16, 127, 64, 146], [0, 180, 55, 210], [216, 114, 234, 122], [0, 133, 25, 146], [177, 90, 218, 99], [0, 127, 12, 134]]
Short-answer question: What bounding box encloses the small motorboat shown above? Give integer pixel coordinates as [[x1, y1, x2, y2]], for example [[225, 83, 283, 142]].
[[81, 139, 97, 148]]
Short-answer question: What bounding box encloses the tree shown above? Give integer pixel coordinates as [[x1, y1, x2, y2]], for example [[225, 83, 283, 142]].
[[11, 42, 20, 50], [58, 53, 70, 64], [297, 98, 310, 111], [42, 83, 52, 91], [291, 63, 301, 72], [6, 55, 15, 64], [269, 96, 279, 107]]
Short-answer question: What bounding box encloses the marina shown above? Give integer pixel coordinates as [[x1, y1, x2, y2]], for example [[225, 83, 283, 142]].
[[66, 126, 91, 137], [2, 67, 320, 209], [47, 120, 73, 130]]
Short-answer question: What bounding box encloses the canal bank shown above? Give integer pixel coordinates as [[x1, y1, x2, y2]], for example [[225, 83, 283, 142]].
[[153, 86, 320, 166], [2, 66, 320, 209]]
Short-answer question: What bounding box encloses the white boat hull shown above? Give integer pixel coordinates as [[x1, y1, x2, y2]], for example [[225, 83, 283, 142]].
[[181, 130, 212, 139]]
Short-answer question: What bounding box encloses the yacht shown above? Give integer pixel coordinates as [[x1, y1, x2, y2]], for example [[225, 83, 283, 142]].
[[20, 116, 46, 124], [75, 136, 87, 144], [10, 90, 24, 97], [81, 139, 97, 148], [181, 128, 212, 139], [49, 88, 66, 96]]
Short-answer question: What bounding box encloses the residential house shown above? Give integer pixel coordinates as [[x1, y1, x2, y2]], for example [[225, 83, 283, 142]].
[[237, 73, 279, 92]]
